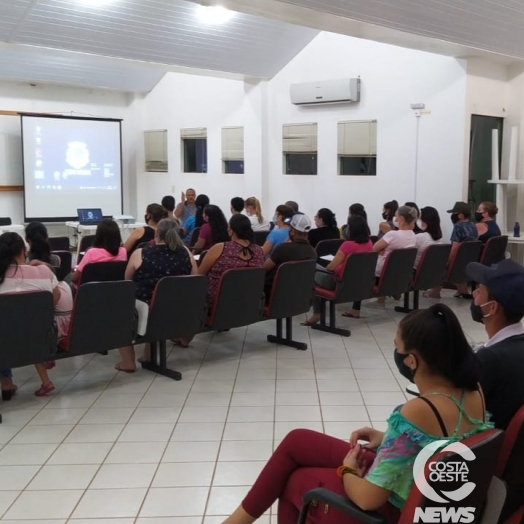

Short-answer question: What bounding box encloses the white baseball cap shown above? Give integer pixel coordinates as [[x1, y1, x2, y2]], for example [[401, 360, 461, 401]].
[[286, 214, 312, 232]]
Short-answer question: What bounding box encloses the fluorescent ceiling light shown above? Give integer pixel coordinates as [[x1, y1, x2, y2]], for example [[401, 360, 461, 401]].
[[197, 5, 234, 24]]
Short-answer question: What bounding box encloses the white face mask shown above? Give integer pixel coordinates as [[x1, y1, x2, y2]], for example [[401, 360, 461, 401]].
[[393, 219, 400, 228], [417, 220, 426, 231]]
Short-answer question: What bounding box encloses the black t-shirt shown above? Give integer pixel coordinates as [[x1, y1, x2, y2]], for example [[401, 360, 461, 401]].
[[265, 239, 317, 293], [307, 227, 340, 248], [476, 333, 524, 429]]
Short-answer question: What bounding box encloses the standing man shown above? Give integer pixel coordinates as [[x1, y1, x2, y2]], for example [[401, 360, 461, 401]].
[[175, 188, 197, 226]]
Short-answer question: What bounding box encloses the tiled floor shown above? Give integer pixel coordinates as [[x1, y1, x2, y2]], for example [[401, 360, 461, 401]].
[[0, 293, 487, 523]]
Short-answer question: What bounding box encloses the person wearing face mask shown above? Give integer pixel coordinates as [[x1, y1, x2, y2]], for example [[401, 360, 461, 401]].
[[447, 201, 478, 298], [475, 201, 501, 243], [222, 304, 490, 524], [264, 214, 316, 298], [377, 200, 398, 239], [466, 259, 524, 430], [404, 201, 424, 234], [261, 205, 294, 257], [414, 206, 443, 267], [124, 203, 167, 256], [365, 206, 417, 308]]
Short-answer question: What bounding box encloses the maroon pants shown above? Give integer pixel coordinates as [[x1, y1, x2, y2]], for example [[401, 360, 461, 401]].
[[242, 429, 399, 524]]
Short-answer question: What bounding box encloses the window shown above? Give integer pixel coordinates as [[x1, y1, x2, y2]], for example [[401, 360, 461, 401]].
[[338, 120, 377, 176], [144, 130, 168, 172], [181, 127, 207, 173], [222, 126, 244, 174], [283, 123, 317, 175]]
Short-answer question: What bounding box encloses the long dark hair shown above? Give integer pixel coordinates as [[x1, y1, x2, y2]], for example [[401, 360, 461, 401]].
[[383, 200, 398, 221], [229, 214, 254, 243], [94, 219, 122, 256], [25, 222, 52, 264], [420, 206, 443, 241], [349, 203, 367, 222], [317, 208, 338, 230], [194, 194, 210, 228], [399, 304, 480, 391], [146, 203, 167, 224], [0, 232, 25, 284], [204, 204, 229, 244], [348, 215, 370, 244]]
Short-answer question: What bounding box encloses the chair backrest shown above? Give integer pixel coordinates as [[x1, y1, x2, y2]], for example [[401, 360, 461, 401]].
[[334, 251, 378, 304], [253, 231, 269, 246], [265, 260, 316, 319], [207, 267, 265, 331], [400, 429, 504, 524], [49, 236, 70, 251], [446, 241, 483, 284], [376, 248, 417, 297], [63, 281, 136, 355], [80, 261, 127, 285], [315, 239, 344, 259], [0, 217, 12, 226], [496, 404, 524, 522], [0, 291, 56, 368], [144, 275, 208, 340], [412, 244, 452, 291], [52, 250, 73, 281], [479, 235, 508, 267], [189, 227, 201, 248]]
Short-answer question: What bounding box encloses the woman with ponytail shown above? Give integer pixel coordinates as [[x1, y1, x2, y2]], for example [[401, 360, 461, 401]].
[[0, 232, 72, 397], [116, 219, 197, 372], [245, 197, 270, 231], [183, 194, 210, 244], [223, 304, 491, 524], [25, 222, 60, 268], [308, 207, 340, 248]]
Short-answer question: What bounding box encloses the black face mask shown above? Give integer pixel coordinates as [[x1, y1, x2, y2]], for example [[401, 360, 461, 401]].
[[394, 349, 416, 383], [470, 302, 484, 324], [382, 212, 388, 220], [451, 214, 460, 224], [475, 212, 484, 223]]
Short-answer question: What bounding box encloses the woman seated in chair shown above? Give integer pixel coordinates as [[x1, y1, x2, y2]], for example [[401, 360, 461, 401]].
[[302, 216, 372, 324], [224, 304, 491, 524], [116, 219, 198, 372], [183, 194, 210, 245], [70, 218, 127, 285], [25, 222, 61, 270], [192, 204, 229, 252], [308, 208, 340, 248], [0, 232, 72, 397], [124, 203, 166, 256]]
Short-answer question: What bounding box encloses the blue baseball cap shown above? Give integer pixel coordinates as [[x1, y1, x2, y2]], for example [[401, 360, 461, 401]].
[[467, 259, 524, 313]]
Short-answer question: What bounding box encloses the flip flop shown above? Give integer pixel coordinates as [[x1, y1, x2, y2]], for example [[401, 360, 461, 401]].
[[171, 339, 190, 349], [114, 363, 136, 373], [300, 320, 317, 326], [341, 312, 360, 319]]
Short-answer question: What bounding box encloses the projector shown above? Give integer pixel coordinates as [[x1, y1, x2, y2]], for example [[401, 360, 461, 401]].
[[113, 215, 135, 224]]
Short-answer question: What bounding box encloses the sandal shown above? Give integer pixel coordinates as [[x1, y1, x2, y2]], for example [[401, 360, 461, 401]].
[[114, 363, 136, 373], [423, 291, 441, 299], [171, 339, 190, 349], [35, 382, 55, 397], [300, 321, 317, 326], [341, 312, 360, 319]]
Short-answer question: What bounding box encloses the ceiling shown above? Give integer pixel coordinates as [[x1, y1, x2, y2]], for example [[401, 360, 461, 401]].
[[0, 0, 318, 92]]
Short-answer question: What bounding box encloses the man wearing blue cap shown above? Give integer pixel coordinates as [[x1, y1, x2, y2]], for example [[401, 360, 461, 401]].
[[466, 259, 524, 429]]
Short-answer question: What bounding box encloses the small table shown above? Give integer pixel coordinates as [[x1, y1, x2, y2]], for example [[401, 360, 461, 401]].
[[0, 224, 25, 235]]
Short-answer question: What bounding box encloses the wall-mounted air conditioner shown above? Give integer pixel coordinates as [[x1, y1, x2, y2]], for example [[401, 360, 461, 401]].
[[290, 78, 361, 106]]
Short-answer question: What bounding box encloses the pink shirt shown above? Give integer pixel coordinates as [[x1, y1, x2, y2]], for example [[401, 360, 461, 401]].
[[376, 230, 416, 276], [335, 240, 374, 277], [76, 247, 127, 273]]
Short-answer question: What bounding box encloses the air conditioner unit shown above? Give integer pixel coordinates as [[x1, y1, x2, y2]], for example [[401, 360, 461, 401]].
[[290, 78, 361, 106]]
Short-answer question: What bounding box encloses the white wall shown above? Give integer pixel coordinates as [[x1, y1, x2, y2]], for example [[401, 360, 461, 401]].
[[266, 32, 468, 237], [0, 81, 141, 233]]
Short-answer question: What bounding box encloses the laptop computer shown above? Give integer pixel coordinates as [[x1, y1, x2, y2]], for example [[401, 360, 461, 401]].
[[77, 208, 103, 226]]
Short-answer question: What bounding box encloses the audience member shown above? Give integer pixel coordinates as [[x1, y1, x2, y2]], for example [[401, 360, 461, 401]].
[[264, 214, 316, 297], [367, 206, 417, 308], [230, 197, 245, 216], [161, 195, 176, 220], [183, 194, 209, 244], [262, 205, 294, 257], [405, 201, 423, 234], [70, 219, 127, 285], [174, 188, 197, 226], [116, 219, 197, 372], [285, 201, 300, 214], [244, 197, 270, 231], [414, 206, 442, 267], [378, 200, 399, 238], [467, 259, 524, 429], [308, 208, 340, 248], [224, 304, 490, 524], [475, 201, 501, 243], [193, 204, 229, 252], [0, 232, 72, 397], [303, 216, 373, 325], [25, 222, 60, 269], [342, 203, 369, 239], [124, 203, 166, 255]]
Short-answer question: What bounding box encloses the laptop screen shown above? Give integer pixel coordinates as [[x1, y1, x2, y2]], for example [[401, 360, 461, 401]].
[[78, 208, 103, 223]]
